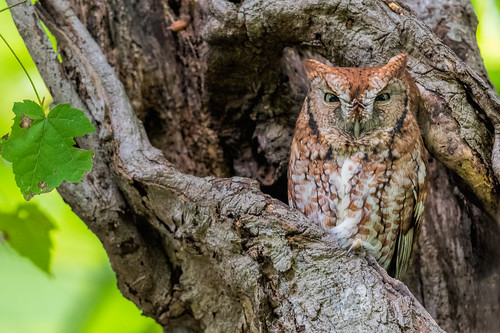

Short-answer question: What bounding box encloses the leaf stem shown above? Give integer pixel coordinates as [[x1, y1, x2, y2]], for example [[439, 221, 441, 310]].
[[0, 33, 43, 107], [0, 1, 27, 14]]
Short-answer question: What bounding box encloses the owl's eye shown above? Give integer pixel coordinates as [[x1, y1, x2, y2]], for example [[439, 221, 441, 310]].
[[375, 93, 390, 102], [324, 93, 340, 103]]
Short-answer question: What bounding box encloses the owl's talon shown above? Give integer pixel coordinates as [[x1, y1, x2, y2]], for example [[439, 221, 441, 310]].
[[347, 239, 363, 253]]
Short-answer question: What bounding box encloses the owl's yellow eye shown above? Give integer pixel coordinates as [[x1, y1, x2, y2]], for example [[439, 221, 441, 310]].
[[324, 93, 340, 103], [375, 93, 390, 102]]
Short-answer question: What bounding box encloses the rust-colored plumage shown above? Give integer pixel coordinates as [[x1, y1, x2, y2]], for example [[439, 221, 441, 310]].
[[288, 54, 427, 279]]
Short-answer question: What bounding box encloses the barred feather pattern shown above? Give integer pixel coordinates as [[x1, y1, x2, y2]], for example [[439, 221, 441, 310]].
[[288, 54, 427, 279]]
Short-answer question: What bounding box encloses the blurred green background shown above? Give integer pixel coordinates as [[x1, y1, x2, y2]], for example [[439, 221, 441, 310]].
[[474, 0, 500, 90], [0, 1, 498, 333], [0, 1, 161, 332]]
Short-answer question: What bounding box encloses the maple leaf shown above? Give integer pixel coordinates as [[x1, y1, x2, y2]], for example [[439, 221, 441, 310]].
[[0, 100, 95, 199], [0, 203, 56, 274]]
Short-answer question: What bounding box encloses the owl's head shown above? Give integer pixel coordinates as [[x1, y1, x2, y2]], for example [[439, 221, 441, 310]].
[[303, 54, 418, 141]]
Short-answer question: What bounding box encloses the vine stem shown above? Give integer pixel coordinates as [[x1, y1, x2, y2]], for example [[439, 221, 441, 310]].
[[0, 0, 27, 14], [0, 32, 43, 107]]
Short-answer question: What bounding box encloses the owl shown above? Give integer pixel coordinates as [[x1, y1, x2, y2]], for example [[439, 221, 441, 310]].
[[288, 54, 427, 279]]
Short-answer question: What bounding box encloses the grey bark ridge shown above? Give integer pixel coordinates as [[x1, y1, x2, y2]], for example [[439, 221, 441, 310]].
[[7, 0, 500, 332]]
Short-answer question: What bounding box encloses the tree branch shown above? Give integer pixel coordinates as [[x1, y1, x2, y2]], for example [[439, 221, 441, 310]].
[[8, 0, 498, 331]]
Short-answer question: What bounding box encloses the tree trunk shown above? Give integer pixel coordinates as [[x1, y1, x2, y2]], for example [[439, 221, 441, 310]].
[[8, 0, 500, 331]]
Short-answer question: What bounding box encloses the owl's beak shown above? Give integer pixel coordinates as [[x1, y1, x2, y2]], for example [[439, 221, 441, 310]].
[[354, 119, 361, 138], [348, 99, 364, 138]]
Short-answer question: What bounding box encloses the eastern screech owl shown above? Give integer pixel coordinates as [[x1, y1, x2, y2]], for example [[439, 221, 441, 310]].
[[288, 54, 427, 279]]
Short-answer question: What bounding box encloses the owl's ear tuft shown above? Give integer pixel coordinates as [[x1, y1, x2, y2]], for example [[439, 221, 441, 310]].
[[384, 53, 408, 76], [304, 59, 327, 80]]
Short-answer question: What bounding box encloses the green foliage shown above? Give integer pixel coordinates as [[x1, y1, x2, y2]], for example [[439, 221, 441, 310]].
[[0, 100, 95, 200], [0, 1, 161, 332], [0, 1, 496, 333], [40, 21, 62, 62], [0, 203, 55, 274], [471, 0, 500, 93]]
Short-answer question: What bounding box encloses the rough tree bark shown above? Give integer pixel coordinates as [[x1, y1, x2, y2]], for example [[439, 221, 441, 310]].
[[8, 0, 500, 332]]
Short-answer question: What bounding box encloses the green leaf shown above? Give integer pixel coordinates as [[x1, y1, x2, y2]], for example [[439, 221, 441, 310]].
[[0, 203, 56, 274], [0, 100, 95, 199]]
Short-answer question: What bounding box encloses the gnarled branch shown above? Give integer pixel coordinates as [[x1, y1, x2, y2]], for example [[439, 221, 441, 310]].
[[8, 0, 499, 331]]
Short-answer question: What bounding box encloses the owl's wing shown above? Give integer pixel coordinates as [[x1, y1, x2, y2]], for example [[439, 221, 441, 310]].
[[394, 164, 427, 280]]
